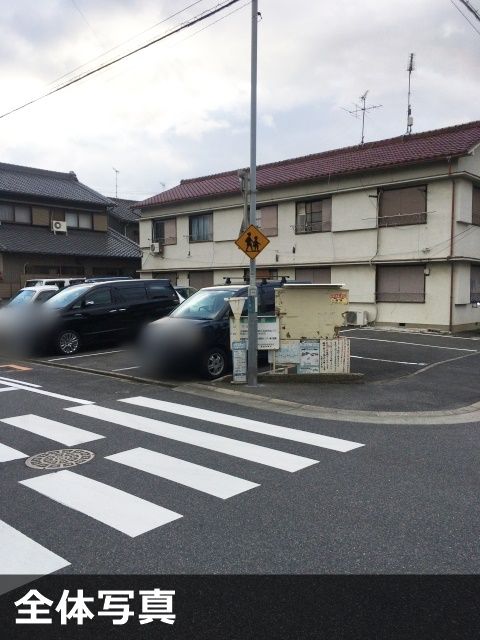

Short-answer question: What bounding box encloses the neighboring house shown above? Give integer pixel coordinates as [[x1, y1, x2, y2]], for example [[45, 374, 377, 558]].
[[109, 197, 140, 244], [0, 163, 141, 299], [136, 120, 480, 332]]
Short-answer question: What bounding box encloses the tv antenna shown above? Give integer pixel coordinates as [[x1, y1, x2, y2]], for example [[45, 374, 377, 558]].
[[342, 90, 382, 145], [406, 53, 415, 135], [112, 167, 119, 198]]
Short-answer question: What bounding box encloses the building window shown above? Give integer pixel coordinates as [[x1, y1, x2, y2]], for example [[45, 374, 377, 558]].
[[295, 198, 332, 233], [376, 265, 425, 303], [378, 185, 427, 227], [471, 265, 480, 303], [295, 267, 331, 283], [0, 203, 32, 224], [153, 218, 177, 245], [189, 213, 213, 242], [256, 205, 278, 236], [243, 267, 278, 282], [472, 186, 480, 226], [66, 211, 93, 229]]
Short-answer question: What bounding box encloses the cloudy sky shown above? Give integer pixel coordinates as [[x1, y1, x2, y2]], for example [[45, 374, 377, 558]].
[[1, 0, 480, 202]]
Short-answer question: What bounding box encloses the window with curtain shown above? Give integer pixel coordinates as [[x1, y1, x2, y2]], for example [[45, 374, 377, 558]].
[[472, 186, 480, 226], [153, 218, 177, 244], [295, 198, 332, 233], [376, 265, 425, 302], [189, 213, 213, 242], [65, 211, 93, 229], [470, 265, 480, 303], [256, 205, 278, 236], [378, 185, 427, 227]]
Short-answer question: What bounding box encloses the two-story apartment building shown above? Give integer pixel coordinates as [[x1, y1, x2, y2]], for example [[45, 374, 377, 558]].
[[0, 162, 141, 299], [137, 120, 480, 331]]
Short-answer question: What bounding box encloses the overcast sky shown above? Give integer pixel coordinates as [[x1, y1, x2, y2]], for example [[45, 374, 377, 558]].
[[1, 0, 480, 202]]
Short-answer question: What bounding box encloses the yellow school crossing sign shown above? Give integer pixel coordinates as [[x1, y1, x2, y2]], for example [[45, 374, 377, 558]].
[[235, 224, 270, 259]]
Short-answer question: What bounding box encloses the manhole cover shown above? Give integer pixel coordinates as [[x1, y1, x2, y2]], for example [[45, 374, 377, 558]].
[[25, 449, 95, 470]]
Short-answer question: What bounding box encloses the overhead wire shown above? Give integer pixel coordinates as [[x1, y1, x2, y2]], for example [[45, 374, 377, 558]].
[[0, 0, 243, 121], [449, 0, 480, 36]]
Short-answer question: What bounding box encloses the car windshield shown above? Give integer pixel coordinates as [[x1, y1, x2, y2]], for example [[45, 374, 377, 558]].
[[44, 284, 92, 309], [171, 289, 242, 320], [8, 290, 36, 306]]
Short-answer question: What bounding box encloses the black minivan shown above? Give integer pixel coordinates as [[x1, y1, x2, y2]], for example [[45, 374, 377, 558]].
[[42, 279, 180, 355]]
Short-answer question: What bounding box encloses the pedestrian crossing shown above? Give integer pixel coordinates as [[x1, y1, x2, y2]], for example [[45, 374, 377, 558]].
[[0, 394, 365, 578]]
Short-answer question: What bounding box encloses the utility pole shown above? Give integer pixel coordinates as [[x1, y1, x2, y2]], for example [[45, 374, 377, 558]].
[[113, 167, 119, 198], [247, 0, 258, 387]]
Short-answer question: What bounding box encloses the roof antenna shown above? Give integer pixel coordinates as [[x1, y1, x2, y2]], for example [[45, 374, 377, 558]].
[[112, 167, 119, 198], [406, 53, 415, 135], [342, 90, 382, 145]]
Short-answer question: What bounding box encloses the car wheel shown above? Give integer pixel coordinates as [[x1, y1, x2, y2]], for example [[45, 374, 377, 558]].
[[202, 348, 227, 380], [57, 330, 81, 355]]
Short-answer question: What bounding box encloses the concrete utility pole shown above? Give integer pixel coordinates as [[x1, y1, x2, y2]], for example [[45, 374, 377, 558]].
[[247, 0, 258, 387]]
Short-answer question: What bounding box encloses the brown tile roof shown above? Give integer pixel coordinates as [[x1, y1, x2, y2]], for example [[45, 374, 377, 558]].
[[138, 120, 480, 209]]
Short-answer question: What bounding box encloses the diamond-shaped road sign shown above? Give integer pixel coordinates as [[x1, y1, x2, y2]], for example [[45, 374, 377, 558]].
[[235, 224, 270, 259]]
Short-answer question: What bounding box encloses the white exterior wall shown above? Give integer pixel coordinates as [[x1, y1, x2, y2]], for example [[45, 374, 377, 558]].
[[139, 158, 480, 330]]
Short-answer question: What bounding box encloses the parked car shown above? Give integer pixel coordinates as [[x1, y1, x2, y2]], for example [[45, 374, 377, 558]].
[[140, 280, 302, 379], [7, 286, 59, 306], [24, 277, 85, 289], [30, 278, 181, 355]]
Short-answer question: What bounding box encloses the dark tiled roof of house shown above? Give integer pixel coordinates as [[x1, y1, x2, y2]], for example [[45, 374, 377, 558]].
[[109, 198, 141, 223], [138, 120, 480, 209], [0, 162, 111, 207], [0, 224, 141, 259]]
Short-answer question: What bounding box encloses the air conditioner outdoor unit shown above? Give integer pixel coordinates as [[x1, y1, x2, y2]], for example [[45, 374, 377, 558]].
[[52, 220, 67, 233], [150, 242, 164, 256], [344, 310, 368, 327]]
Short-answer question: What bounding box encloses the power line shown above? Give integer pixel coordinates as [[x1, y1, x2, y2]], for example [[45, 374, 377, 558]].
[[0, 0, 242, 121], [458, 0, 480, 22], [450, 0, 480, 36], [51, 0, 208, 88]]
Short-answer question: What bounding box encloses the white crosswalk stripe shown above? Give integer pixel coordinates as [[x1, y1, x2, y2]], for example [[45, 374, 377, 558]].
[[0, 519, 70, 574], [120, 396, 364, 452], [0, 414, 104, 446], [67, 405, 318, 472], [0, 443, 27, 462], [20, 470, 183, 537], [106, 447, 260, 499]]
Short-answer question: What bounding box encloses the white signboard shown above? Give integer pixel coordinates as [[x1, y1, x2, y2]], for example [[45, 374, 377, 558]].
[[319, 337, 350, 373], [268, 340, 301, 364], [231, 341, 247, 383], [229, 316, 279, 350], [299, 341, 320, 374]]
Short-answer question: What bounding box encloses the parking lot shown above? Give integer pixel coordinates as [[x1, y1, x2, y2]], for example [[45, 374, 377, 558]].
[[32, 326, 480, 386]]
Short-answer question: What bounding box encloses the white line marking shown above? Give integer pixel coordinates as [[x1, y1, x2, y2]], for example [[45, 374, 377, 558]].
[[348, 337, 477, 352], [119, 397, 364, 453], [0, 387, 17, 393], [67, 405, 318, 472], [0, 519, 70, 575], [112, 366, 141, 372], [20, 470, 182, 537], [342, 327, 480, 341], [107, 447, 259, 499], [0, 443, 27, 462], [1, 415, 104, 446], [48, 350, 125, 362], [350, 355, 427, 366], [0, 376, 41, 387], [0, 382, 93, 405]]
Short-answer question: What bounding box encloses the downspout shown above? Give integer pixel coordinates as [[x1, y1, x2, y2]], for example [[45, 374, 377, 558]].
[[448, 158, 455, 332]]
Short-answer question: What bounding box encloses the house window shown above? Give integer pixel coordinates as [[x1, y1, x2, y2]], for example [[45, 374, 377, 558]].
[[472, 186, 480, 226], [378, 185, 427, 227], [153, 218, 177, 245], [0, 203, 31, 224], [471, 265, 480, 303], [295, 198, 332, 233], [256, 205, 278, 236], [66, 211, 93, 229], [376, 265, 425, 303], [295, 267, 331, 283], [189, 213, 213, 242]]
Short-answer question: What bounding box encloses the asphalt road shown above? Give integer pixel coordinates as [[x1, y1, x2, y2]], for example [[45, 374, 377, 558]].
[[0, 354, 479, 587]]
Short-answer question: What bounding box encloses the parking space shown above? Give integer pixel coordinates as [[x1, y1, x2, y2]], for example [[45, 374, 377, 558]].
[[30, 326, 480, 385]]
